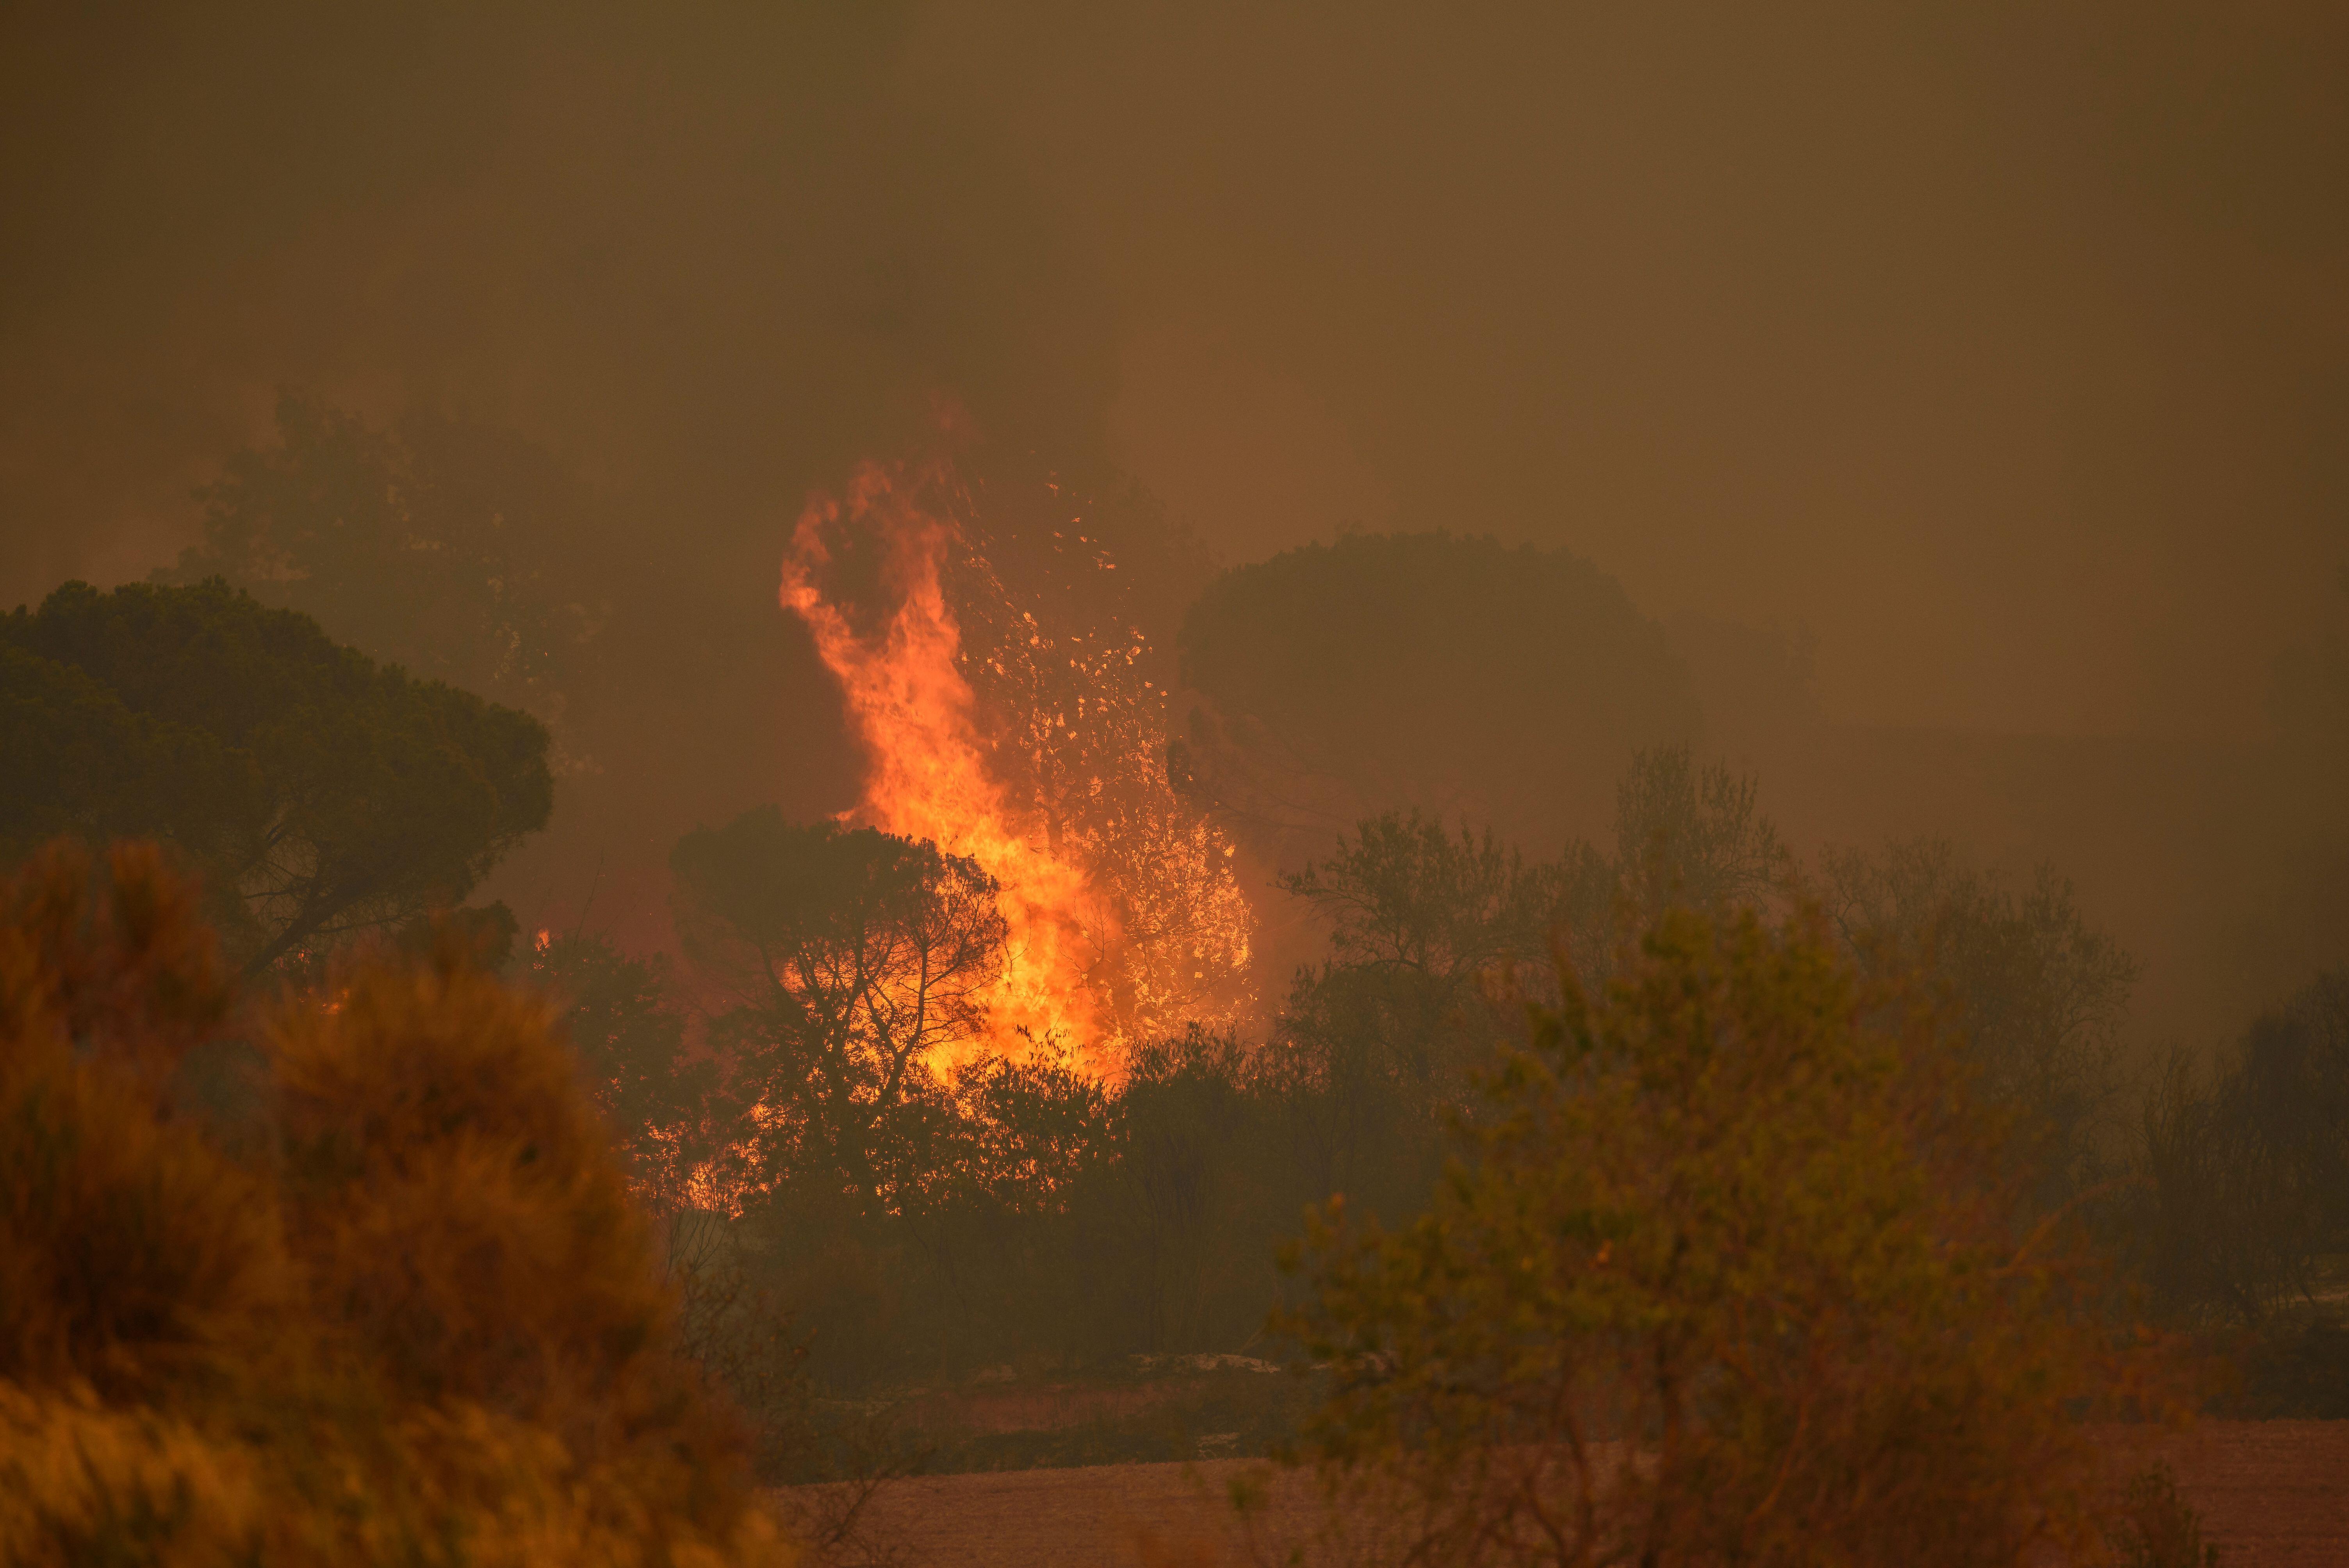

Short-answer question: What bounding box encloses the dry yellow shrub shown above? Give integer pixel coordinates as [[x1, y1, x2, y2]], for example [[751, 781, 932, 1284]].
[[0, 841, 797, 1566], [272, 945, 665, 1413], [0, 842, 287, 1407], [0, 1381, 261, 1566]]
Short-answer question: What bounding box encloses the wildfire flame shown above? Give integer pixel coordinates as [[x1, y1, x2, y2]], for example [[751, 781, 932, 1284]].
[[782, 460, 1106, 1059], [781, 457, 1256, 1074]]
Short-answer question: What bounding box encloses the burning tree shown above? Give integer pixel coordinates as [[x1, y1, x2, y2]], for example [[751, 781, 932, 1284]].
[[780, 456, 1255, 1072], [672, 808, 1007, 1212]]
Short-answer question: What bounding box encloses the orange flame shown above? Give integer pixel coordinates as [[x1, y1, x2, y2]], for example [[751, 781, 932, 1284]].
[[782, 461, 1107, 1061]]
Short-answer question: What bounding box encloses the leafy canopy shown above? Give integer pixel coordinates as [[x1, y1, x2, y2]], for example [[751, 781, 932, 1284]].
[[671, 808, 1007, 1210], [1821, 838, 2136, 1211], [0, 579, 551, 973], [1280, 903, 2168, 1568]]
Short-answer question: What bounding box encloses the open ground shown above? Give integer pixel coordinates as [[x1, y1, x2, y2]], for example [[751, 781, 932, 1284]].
[[806, 1421, 2349, 1567]]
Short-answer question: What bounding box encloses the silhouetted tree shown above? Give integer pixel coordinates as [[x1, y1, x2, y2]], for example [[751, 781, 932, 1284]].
[[1274, 811, 1598, 1214], [1611, 744, 1791, 919], [1821, 838, 2135, 1208], [671, 809, 1006, 1211], [1281, 809, 1599, 979], [2140, 966, 2349, 1327], [0, 579, 551, 974]]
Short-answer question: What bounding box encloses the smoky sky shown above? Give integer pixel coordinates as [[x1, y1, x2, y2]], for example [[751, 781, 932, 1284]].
[[6, 2, 2344, 741]]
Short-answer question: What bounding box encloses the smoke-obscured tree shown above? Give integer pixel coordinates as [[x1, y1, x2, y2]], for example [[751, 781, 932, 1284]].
[[1280, 750, 1784, 982], [1611, 744, 1792, 921], [2139, 966, 2349, 1329], [1820, 838, 2135, 1208], [1665, 612, 1821, 751], [0, 579, 551, 974], [671, 808, 1006, 1212], [1269, 751, 1782, 1218], [159, 392, 604, 729], [1282, 810, 1599, 980], [1174, 532, 1699, 859], [1104, 1030, 1306, 1356], [1276, 904, 2166, 1568], [1273, 811, 1604, 1210]]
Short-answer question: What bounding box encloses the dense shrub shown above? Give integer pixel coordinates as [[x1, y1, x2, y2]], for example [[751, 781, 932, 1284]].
[[1276, 905, 2182, 1567], [0, 840, 792, 1566]]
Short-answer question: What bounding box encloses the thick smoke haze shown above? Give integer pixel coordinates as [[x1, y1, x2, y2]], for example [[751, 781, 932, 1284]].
[[4, 3, 2344, 1045]]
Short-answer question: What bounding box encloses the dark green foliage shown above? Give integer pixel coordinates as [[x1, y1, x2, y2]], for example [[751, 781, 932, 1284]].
[[0, 580, 551, 974], [1101, 1033, 1314, 1355], [1272, 809, 1601, 1216], [673, 763, 1807, 1410], [728, 1025, 1365, 1397], [720, 992, 1416, 1396], [559, 752, 2227, 1523], [684, 795, 1616, 1401], [1269, 965, 1467, 1215], [2123, 964, 2349, 1416], [2227, 1314, 2349, 1417], [0, 642, 260, 868], [1269, 751, 1788, 1187]]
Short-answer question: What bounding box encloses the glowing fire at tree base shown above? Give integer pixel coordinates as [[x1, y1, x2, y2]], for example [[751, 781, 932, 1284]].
[[782, 458, 1254, 1074]]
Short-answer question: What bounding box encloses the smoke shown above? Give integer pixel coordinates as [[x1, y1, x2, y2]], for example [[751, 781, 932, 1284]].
[[4, 2, 2344, 1040]]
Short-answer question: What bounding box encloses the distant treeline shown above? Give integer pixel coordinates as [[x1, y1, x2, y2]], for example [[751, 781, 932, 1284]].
[[540, 746, 2347, 1438]]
